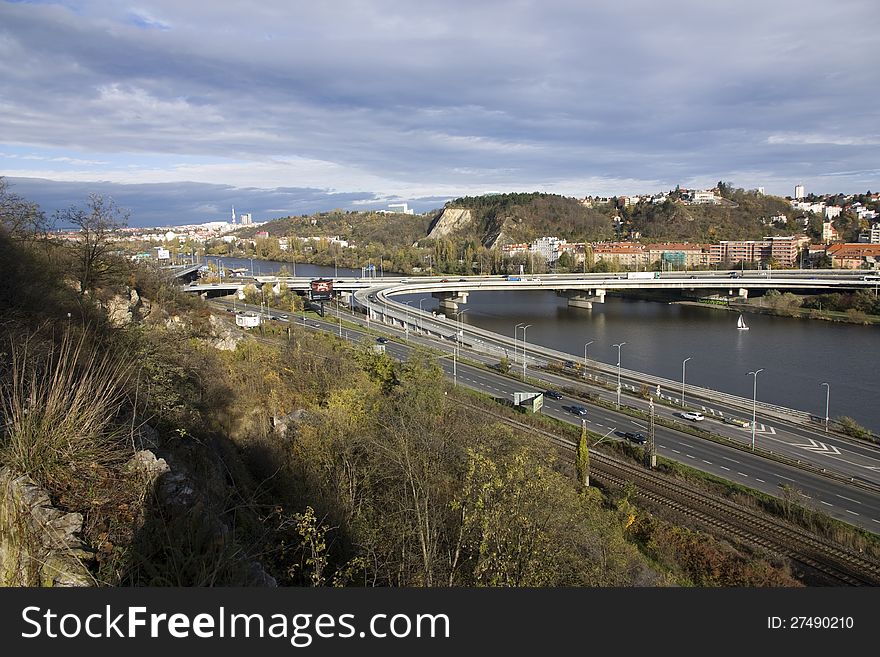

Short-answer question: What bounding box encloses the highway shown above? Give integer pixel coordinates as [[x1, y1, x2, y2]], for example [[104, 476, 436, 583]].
[[215, 298, 880, 533]]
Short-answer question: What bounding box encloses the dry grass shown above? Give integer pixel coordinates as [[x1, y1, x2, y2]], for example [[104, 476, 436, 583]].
[[0, 329, 134, 502]]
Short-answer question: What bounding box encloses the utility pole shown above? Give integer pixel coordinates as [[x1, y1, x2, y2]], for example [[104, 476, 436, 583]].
[[648, 398, 656, 468]]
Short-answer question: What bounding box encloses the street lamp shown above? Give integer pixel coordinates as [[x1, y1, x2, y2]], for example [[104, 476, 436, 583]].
[[820, 382, 830, 433], [514, 323, 525, 364], [457, 308, 470, 351], [747, 369, 764, 450], [583, 340, 594, 379], [612, 342, 626, 408], [521, 324, 533, 379], [681, 357, 692, 407], [405, 300, 415, 342], [418, 298, 428, 333]]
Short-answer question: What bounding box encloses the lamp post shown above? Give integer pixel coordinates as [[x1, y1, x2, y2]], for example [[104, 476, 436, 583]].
[[457, 308, 470, 351], [612, 342, 626, 408], [514, 323, 525, 364], [583, 340, 594, 379], [820, 382, 830, 433], [405, 300, 415, 343], [521, 324, 533, 380], [747, 369, 764, 450], [419, 298, 428, 333], [681, 357, 692, 407]]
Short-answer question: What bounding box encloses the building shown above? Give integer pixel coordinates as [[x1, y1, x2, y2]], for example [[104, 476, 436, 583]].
[[857, 223, 880, 244], [795, 184, 805, 200], [825, 243, 880, 269], [822, 220, 839, 243], [645, 243, 712, 268], [255, 231, 270, 239], [239, 213, 253, 226], [591, 242, 648, 269], [691, 190, 720, 204], [709, 236, 806, 267]]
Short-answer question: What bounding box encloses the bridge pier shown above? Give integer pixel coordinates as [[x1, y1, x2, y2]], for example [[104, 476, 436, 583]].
[[557, 288, 605, 309], [433, 290, 469, 313]]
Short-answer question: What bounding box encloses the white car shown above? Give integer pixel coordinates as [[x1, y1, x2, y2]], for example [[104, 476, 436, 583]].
[[681, 411, 705, 421]]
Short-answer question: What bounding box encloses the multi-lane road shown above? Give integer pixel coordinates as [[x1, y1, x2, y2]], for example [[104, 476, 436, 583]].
[[216, 298, 880, 534]]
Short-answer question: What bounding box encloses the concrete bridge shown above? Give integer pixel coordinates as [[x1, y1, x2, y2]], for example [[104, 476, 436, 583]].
[[242, 270, 878, 311]]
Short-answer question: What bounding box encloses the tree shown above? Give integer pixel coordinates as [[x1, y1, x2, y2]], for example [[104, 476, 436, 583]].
[[57, 195, 128, 294], [0, 177, 49, 239]]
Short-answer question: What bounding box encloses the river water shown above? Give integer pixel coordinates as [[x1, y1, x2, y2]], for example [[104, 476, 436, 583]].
[[204, 257, 880, 431]]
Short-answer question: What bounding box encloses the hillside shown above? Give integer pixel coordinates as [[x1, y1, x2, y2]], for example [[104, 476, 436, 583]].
[[624, 191, 799, 241], [426, 192, 615, 247]]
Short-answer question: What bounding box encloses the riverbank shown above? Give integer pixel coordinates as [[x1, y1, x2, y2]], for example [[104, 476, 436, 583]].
[[672, 299, 880, 326]]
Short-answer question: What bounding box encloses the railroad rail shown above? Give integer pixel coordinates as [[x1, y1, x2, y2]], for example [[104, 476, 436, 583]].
[[455, 401, 880, 586]]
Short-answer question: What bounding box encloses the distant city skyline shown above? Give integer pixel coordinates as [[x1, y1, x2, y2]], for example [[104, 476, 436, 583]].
[[2, 1, 878, 226]]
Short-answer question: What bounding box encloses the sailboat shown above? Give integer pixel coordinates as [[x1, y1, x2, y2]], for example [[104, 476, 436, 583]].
[[737, 314, 749, 331]]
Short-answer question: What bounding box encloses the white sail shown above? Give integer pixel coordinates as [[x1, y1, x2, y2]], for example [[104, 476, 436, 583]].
[[737, 314, 749, 330]]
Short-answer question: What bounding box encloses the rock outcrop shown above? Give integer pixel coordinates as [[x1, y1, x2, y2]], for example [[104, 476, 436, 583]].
[[426, 208, 474, 241], [0, 468, 93, 586]]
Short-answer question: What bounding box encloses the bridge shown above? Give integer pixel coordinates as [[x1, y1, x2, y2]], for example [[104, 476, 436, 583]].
[[237, 270, 879, 312]]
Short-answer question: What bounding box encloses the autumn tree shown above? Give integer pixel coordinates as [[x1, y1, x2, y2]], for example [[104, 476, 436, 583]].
[[57, 194, 128, 294]]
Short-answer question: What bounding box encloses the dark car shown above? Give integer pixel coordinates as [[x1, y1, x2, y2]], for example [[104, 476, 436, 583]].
[[544, 390, 563, 400], [376, 337, 389, 344], [624, 431, 647, 444], [569, 405, 588, 417], [458, 278, 466, 282]]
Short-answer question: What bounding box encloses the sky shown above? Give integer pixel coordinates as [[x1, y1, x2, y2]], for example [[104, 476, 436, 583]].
[[1, 0, 878, 227]]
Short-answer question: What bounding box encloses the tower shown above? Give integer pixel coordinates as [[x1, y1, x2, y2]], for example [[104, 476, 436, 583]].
[[795, 184, 805, 200], [232, 206, 236, 224]]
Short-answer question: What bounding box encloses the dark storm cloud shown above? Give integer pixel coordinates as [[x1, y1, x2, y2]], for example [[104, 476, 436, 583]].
[[5, 177, 431, 227]]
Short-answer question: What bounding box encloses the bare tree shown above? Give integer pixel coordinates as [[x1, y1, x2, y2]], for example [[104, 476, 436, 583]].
[[0, 177, 49, 239], [56, 194, 129, 294]]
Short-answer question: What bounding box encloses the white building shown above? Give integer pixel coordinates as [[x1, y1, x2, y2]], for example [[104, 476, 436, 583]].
[[691, 190, 720, 204], [235, 313, 261, 329], [795, 184, 805, 199]]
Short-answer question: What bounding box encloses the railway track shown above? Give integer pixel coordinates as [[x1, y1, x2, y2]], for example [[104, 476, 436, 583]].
[[455, 401, 880, 586]]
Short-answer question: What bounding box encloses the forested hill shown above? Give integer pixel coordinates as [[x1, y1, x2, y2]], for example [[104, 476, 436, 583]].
[[238, 210, 432, 248], [428, 192, 615, 247]]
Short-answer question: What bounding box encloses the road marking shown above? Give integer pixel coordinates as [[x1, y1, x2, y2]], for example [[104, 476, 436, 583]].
[[873, 518, 880, 524], [791, 438, 841, 456], [755, 478, 765, 483], [737, 472, 748, 477], [658, 444, 666, 449], [723, 457, 740, 464], [836, 494, 862, 505], [820, 501, 833, 507], [686, 454, 696, 459], [671, 449, 680, 454], [846, 510, 860, 516], [720, 466, 730, 471], [778, 475, 795, 482], [702, 460, 712, 465]]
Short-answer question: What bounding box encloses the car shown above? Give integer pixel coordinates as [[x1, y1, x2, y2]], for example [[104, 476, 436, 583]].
[[458, 278, 466, 282], [569, 405, 588, 417], [376, 337, 389, 344], [280, 314, 288, 320], [681, 411, 705, 421], [441, 278, 450, 282], [544, 390, 563, 400], [624, 431, 647, 444]]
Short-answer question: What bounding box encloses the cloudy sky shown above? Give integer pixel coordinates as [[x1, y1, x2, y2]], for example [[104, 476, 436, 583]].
[[1, 0, 878, 226]]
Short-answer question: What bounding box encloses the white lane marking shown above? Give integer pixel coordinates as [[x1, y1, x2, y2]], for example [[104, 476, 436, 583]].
[[873, 519, 880, 524], [723, 457, 740, 464], [720, 466, 730, 471], [659, 444, 667, 449], [778, 475, 796, 482], [703, 460, 712, 465], [820, 501, 833, 506], [686, 454, 696, 459], [737, 472, 748, 477], [755, 478, 765, 483], [671, 449, 681, 454], [836, 494, 862, 505], [846, 510, 860, 516]]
